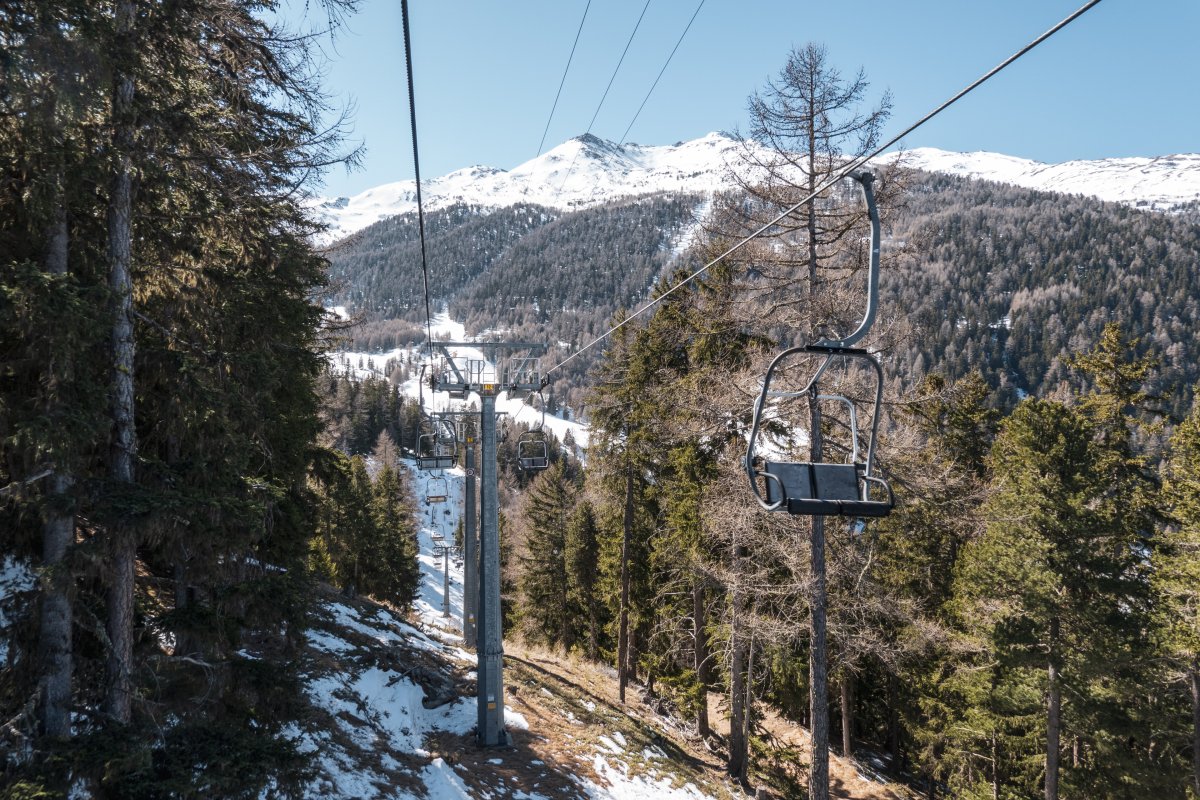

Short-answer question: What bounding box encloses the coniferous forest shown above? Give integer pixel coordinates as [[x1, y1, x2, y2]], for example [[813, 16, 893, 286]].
[[3, 7, 1200, 800]]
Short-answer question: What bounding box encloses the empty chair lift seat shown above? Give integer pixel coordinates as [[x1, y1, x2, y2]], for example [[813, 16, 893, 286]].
[[764, 461, 891, 517]]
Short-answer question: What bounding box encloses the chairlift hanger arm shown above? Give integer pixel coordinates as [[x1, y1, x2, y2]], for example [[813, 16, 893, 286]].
[[816, 172, 881, 349]]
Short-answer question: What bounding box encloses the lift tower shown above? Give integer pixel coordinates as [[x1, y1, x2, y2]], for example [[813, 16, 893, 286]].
[[431, 341, 546, 747]]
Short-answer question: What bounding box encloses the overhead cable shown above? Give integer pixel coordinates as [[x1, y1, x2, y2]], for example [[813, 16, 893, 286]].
[[537, 0, 592, 157], [553, 0, 653, 200], [401, 0, 436, 358], [618, 0, 706, 145], [543, 0, 1105, 377]]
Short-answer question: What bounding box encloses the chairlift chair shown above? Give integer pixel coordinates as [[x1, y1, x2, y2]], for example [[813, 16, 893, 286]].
[[516, 391, 550, 471], [745, 172, 894, 519], [427, 475, 448, 504], [416, 432, 456, 470]]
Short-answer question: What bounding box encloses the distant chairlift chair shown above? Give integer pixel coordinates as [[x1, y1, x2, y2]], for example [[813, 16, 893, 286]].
[[745, 172, 894, 519], [416, 421, 457, 470], [426, 475, 448, 504], [516, 391, 550, 472]]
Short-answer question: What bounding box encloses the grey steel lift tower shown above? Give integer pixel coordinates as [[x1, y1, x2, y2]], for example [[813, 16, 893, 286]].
[[431, 341, 545, 747]]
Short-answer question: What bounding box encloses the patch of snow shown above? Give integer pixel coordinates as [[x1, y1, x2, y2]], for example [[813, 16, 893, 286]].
[[579, 754, 715, 800], [422, 758, 475, 799], [0, 555, 36, 663]]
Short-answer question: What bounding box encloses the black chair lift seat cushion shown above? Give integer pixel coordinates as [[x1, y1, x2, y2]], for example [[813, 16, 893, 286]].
[[764, 461, 891, 517]]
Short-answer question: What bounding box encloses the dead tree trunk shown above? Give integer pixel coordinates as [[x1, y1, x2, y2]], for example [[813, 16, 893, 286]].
[[809, 400, 830, 800], [840, 673, 853, 759], [727, 524, 749, 784]]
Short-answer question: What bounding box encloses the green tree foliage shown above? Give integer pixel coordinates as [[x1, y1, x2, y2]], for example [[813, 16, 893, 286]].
[[565, 499, 605, 660], [0, 0, 359, 790], [309, 452, 419, 608], [517, 461, 579, 647], [1160, 401, 1200, 796]]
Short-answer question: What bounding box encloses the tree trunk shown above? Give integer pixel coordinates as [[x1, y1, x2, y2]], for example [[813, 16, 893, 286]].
[[991, 731, 1000, 800], [840, 673, 853, 759], [728, 522, 749, 783], [809, 401, 830, 800], [809, 520, 830, 800], [728, 589, 748, 782], [37, 199, 74, 738], [105, 0, 138, 725], [1191, 661, 1200, 798], [694, 578, 711, 739], [1045, 618, 1061, 800], [887, 675, 902, 774], [617, 464, 633, 703], [39, 472, 74, 738]]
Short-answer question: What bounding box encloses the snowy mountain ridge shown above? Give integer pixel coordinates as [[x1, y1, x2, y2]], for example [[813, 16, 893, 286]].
[[310, 132, 1200, 245]]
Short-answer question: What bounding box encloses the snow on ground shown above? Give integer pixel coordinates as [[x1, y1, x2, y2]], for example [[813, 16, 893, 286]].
[[329, 311, 592, 453], [290, 393, 723, 800], [0, 555, 36, 664]]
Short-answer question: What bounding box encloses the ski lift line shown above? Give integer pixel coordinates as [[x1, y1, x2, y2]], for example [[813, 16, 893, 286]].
[[400, 0, 436, 361], [552, 0, 653, 202], [617, 0, 706, 147], [542, 0, 1104, 378], [537, 0, 592, 157]]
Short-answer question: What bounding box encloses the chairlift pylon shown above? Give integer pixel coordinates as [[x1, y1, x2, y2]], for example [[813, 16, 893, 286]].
[[745, 172, 894, 519]]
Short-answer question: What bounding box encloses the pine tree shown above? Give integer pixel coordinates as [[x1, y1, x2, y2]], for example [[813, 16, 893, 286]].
[[953, 392, 1154, 799], [565, 499, 604, 660], [1159, 400, 1200, 795], [517, 461, 578, 647], [366, 463, 420, 607]]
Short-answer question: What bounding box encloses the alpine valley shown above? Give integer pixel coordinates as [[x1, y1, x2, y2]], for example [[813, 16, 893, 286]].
[[318, 132, 1200, 416]]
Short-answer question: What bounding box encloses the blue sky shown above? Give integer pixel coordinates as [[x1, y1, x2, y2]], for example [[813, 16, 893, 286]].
[[291, 0, 1200, 198]]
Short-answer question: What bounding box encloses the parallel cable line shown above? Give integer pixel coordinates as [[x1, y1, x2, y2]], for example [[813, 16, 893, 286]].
[[543, 0, 1105, 377], [537, 0, 593, 157], [552, 0, 653, 202], [618, 0, 705, 146], [401, 0, 436, 360]]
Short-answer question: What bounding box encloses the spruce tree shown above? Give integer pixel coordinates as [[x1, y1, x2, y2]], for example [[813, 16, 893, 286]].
[[1159, 400, 1200, 795], [517, 460, 579, 648]]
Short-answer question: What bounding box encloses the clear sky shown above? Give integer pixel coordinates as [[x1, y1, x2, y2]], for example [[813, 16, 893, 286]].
[[288, 0, 1200, 198]]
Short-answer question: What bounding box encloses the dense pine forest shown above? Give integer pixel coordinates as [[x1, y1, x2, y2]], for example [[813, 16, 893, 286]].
[[4, 5, 1200, 800]]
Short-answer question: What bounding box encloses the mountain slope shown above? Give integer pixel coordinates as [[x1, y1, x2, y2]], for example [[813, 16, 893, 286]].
[[312, 133, 1200, 244]]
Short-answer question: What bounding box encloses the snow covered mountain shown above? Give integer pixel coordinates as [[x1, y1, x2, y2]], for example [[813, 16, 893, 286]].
[[310, 132, 1200, 245], [309, 132, 749, 243], [900, 147, 1200, 212]]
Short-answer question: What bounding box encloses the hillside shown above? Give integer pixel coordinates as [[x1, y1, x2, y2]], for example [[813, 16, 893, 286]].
[[325, 169, 1200, 417], [272, 461, 915, 800]]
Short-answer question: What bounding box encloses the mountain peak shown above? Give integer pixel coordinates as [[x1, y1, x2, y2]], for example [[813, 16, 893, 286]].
[[308, 134, 1200, 245]]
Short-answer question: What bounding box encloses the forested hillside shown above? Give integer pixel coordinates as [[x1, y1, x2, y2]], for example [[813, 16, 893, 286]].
[[887, 173, 1200, 416], [327, 174, 1200, 416]]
